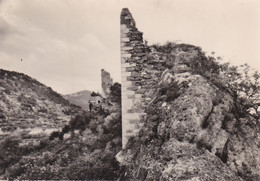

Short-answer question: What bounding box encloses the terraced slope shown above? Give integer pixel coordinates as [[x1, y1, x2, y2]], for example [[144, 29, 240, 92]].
[[0, 69, 81, 143]]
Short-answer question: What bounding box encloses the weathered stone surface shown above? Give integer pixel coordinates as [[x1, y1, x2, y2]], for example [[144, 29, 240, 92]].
[[119, 7, 260, 181], [119, 69, 260, 181], [101, 69, 113, 98]]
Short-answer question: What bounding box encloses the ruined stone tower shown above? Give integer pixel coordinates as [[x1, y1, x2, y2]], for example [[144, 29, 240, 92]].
[[101, 69, 113, 98], [121, 8, 147, 148]]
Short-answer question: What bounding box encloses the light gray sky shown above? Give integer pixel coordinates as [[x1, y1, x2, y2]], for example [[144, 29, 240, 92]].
[[0, 0, 259, 94]]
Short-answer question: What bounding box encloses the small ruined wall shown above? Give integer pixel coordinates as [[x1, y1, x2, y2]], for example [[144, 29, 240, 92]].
[[101, 69, 113, 98], [121, 8, 166, 147]]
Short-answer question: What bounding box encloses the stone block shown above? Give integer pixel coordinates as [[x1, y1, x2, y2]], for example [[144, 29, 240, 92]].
[[121, 71, 131, 76], [121, 46, 133, 51], [126, 67, 136, 72], [132, 53, 146, 57], [121, 75, 131, 81], [121, 37, 130, 42], [127, 108, 144, 113], [121, 50, 131, 54], [122, 81, 133, 87], [128, 119, 139, 124], [121, 33, 128, 38], [136, 89, 147, 94], [122, 90, 135, 96], [127, 76, 142, 81], [122, 99, 134, 107], [121, 63, 130, 68], [142, 74, 152, 79], [125, 113, 142, 120], [121, 53, 132, 58], [145, 97, 152, 101], [135, 94, 143, 99], [122, 62, 136, 68], [121, 41, 131, 46], [131, 72, 141, 78], [120, 24, 129, 33], [135, 123, 144, 130], [121, 58, 131, 64], [127, 86, 139, 91], [127, 94, 135, 99], [133, 129, 142, 134], [126, 129, 133, 133]]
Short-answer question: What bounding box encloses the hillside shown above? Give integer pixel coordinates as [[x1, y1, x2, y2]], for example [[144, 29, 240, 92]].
[[0, 69, 81, 144], [0, 76, 122, 180], [63, 90, 92, 110]]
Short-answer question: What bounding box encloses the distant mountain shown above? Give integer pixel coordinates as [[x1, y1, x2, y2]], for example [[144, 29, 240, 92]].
[[0, 69, 81, 142], [63, 90, 92, 110]]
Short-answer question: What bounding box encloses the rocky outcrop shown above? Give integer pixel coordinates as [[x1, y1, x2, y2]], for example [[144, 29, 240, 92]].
[[117, 8, 260, 180], [117, 50, 260, 180]]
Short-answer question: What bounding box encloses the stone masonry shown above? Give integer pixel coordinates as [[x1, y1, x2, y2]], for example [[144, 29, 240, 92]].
[[121, 8, 148, 148], [121, 8, 171, 148], [101, 69, 113, 98]]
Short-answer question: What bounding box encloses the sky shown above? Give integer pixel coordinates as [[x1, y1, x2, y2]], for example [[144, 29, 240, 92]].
[[0, 0, 259, 94]]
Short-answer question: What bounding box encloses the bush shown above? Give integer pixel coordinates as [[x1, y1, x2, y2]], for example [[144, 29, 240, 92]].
[[62, 125, 71, 134], [49, 131, 63, 141], [109, 82, 121, 104], [91, 91, 101, 97], [159, 79, 180, 102], [69, 112, 94, 134], [0, 113, 6, 119]]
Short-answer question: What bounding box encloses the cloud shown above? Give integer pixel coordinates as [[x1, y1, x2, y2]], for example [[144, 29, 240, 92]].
[[0, 0, 120, 94], [0, 19, 12, 39], [0, 0, 259, 94]]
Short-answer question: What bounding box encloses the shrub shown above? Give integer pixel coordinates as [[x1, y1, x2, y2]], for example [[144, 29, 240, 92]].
[[0, 113, 5, 119], [49, 131, 63, 141], [62, 125, 71, 134], [69, 112, 93, 135], [109, 82, 121, 105], [159, 79, 180, 102], [91, 91, 101, 97]]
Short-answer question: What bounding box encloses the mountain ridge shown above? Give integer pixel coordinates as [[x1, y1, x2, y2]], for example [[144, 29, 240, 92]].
[[63, 90, 92, 110]]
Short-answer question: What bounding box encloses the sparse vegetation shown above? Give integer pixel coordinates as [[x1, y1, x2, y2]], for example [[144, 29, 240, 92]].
[[152, 41, 260, 119], [0, 77, 122, 180], [159, 79, 181, 102], [1, 39, 260, 180]]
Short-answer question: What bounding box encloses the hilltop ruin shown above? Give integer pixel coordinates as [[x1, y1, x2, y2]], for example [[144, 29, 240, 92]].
[[121, 8, 170, 147], [101, 69, 113, 98]]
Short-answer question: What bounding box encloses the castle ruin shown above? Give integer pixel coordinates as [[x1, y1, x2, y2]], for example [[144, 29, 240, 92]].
[[120, 8, 164, 148], [101, 69, 113, 98]]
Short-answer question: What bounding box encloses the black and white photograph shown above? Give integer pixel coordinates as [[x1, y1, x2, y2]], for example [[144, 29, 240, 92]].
[[0, 0, 259, 180]]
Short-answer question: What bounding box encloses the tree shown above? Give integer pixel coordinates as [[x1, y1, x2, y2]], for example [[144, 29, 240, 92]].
[[220, 63, 260, 117], [69, 112, 94, 136], [109, 82, 121, 105]]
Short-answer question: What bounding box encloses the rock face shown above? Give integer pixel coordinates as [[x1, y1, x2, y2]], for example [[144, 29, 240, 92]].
[[118, 63, 260, 181], [118, 8, 260, 181]]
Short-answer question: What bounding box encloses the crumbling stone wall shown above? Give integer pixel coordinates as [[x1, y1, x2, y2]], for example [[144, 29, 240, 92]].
[[101, 69, 113, 98], [121, 8, 166, 147]]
